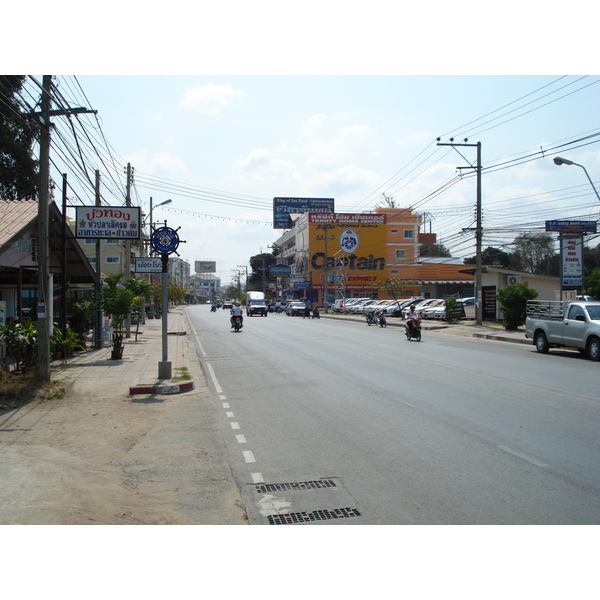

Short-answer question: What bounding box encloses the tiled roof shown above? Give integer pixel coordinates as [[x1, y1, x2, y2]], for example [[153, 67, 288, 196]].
[[0, 199, 39, 246]]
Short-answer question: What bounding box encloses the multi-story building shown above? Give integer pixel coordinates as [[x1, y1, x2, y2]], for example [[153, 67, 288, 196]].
[[274, 206, 474, 305], [189, 273, 222, 303]]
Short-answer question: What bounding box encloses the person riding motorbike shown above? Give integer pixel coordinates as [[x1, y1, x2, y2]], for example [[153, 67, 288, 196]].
[[405, 303, 418, 335], [230, 301, 244, 328]]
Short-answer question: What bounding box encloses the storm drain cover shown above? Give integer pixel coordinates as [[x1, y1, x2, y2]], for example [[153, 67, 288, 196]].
[[247, 478, 361, 525]]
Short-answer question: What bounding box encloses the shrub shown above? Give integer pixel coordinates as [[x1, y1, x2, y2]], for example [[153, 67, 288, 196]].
[[495, 283, 538, 330]]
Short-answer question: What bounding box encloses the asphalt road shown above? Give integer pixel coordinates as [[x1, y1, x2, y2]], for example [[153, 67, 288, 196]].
[[187, 305, 600, 525]]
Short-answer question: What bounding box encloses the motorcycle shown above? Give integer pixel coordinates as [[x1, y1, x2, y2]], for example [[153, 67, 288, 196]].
[[211, 305, 217, 312], [376, 310, 386, 328], [366, 310, 378, 326], [232, 316, 243, 332], [405, 317, 421, 341]]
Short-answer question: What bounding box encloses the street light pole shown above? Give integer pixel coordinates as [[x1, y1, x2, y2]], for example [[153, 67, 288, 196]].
[[553, 157, 600, 202]]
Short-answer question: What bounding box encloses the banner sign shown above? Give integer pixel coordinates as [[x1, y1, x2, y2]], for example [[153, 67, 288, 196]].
[[561, 233, 583, 287], [76, 206, 141, 239], [136, 257, 163, 273], [195, 261, 216, 273], [273, 197, 334, 229], [269, 264, 292, 277], [546, 220, 597, 234]]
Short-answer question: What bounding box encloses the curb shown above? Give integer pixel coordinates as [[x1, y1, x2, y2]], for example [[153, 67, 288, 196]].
[[472, 333, 530, 345], [129, 380, 195, 396]]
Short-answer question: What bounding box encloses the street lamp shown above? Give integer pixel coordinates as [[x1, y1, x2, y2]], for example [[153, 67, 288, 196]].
[[149, 197, 173, 230], [553, 157, 600, 202]]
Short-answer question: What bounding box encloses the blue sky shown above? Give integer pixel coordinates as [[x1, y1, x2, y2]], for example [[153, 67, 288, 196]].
[[40, 74, 599, 283], [12, 3, 600, 284]]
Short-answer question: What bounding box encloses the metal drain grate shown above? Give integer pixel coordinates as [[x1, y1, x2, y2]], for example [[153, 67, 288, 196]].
[[268, 507, 361, 525], [255, 479, 337, 494]]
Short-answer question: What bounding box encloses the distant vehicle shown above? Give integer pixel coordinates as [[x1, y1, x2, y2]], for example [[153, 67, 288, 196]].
[[222, 300, 233, 310], [286, 301, 306, 316], [246, 291, 268, 317], [576, 295, 595, 302], [333, 298, 346, 313]]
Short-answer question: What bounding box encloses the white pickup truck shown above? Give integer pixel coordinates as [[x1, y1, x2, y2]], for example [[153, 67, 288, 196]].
[[525, 300, 600, 361]]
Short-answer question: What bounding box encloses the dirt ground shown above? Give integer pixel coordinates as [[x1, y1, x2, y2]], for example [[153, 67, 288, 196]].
[[0, 346, 248, 525]]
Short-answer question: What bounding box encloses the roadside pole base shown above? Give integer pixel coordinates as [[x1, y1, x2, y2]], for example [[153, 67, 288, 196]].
[[158, 361, 172, 380]]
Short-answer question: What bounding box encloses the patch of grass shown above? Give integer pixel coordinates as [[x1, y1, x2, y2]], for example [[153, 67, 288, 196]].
[[172, 367, 192, 382], [0, 369, 67, 409]]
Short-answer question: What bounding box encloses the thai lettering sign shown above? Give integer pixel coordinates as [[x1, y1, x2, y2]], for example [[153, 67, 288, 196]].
[[561, 234, 583, 287], [546, 220, 597, 234], [76, 206, 141, 239], [135, 257, 163, 273], [273, 197, 335, 229]]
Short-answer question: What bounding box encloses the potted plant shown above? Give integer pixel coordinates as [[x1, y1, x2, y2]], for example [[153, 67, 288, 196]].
[[100, 273, 135, 360]]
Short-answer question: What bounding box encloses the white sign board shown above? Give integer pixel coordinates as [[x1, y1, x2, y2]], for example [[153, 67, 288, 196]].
[[135, 257, 163, 273], [562, 233, 583, 287], [76, 206, 141, 239]]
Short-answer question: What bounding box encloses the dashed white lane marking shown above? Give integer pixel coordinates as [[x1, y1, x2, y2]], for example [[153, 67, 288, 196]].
[[206, 363, 223, 393], [243, 450, 256, 463], [230, 422, 240, 430], [236, 435, 247, 444], [497, 445, 547, 468], [251, 472, 264, 484], [226, 411, 235, 418], [222, 402, 230, 409]]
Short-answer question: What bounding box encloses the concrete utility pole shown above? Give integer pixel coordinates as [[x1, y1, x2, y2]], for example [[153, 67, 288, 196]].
[[94, 170, 104, 349], [437, 139, 483, 325], [317, 224, 336, 313], [33, 76, 97, 379], [125, 163, 132, 338], [36, 76, 52, 381]]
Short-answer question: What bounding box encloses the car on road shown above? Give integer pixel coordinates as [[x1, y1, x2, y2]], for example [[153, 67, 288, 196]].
[[222, 300, 233, 310], [286, 301, 306, 316]]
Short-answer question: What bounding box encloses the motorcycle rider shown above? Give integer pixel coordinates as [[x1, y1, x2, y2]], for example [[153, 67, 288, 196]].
[[230, 301, 244, 328], [405, 303, 418, 335]]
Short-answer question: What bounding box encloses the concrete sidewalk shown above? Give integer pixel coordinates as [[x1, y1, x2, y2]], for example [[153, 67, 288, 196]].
[[51, 308, 195, 396]]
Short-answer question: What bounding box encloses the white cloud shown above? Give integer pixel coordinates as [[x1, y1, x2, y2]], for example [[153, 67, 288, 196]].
[[234, 148, 297, 182], [126, 150, 186, 175], [179, 83, 246, 115]]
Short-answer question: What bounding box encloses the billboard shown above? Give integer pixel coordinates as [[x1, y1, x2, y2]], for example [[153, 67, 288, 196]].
[[307, 213, 387, 290], [75, 206, 141, 239], [546, 220, 597, 233], [561, 234, 583, 287], [273, 197, 334, 229], [269, 264, 292, 277], [195, 261, 216, 273]]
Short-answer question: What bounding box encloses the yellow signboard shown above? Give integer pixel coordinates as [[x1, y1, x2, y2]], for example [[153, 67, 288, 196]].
[[195, 261, 216, 273], [308, 214, 387, 290]]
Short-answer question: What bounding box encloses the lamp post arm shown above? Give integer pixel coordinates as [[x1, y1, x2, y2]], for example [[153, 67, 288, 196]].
[[574, 163, 600, 202]]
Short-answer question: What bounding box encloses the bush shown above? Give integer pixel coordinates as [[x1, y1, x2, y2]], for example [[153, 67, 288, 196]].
[[495, 283, 538, 330]]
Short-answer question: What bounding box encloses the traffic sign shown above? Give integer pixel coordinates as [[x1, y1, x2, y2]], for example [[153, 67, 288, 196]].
[[151, 226, 180, 255]]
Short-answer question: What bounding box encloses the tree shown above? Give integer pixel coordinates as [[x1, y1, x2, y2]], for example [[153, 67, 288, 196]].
[[0, 76, 39, 200], [420, 242, 451, 258], [495, 282, 538, 330], [464, 246, 511, 267], [583, 242, 600, 277], [123, 277, 152, 341], [509, 233, 557, 275], [582, 269, 600, 300], [248, 253, 277, 291], [373, 278, 414, 307], [100, 273, 135, 360]]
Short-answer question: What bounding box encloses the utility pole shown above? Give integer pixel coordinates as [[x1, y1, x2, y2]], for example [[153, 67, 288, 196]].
[[94, 170, 104, 349], [33, 76, 97, 380], [317, 224, 336, 313], [125, 163, 132, 337], [36, 76, 52, 381], [437, 139, 483, 325]]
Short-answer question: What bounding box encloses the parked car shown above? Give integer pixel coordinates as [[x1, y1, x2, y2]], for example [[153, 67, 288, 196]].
[[421, 300, 446, 319], [458, 297, 475, 319], [342, 298, 362, 313], [333, 298, 347, 313], [355, 299, 381, 314], [286, 301, 306, 316], [349, 299, 374, 313], [402, 298, 440, 318]]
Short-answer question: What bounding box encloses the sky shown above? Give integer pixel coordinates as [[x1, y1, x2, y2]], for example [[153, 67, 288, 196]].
[[39, 73, 599, 285]]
